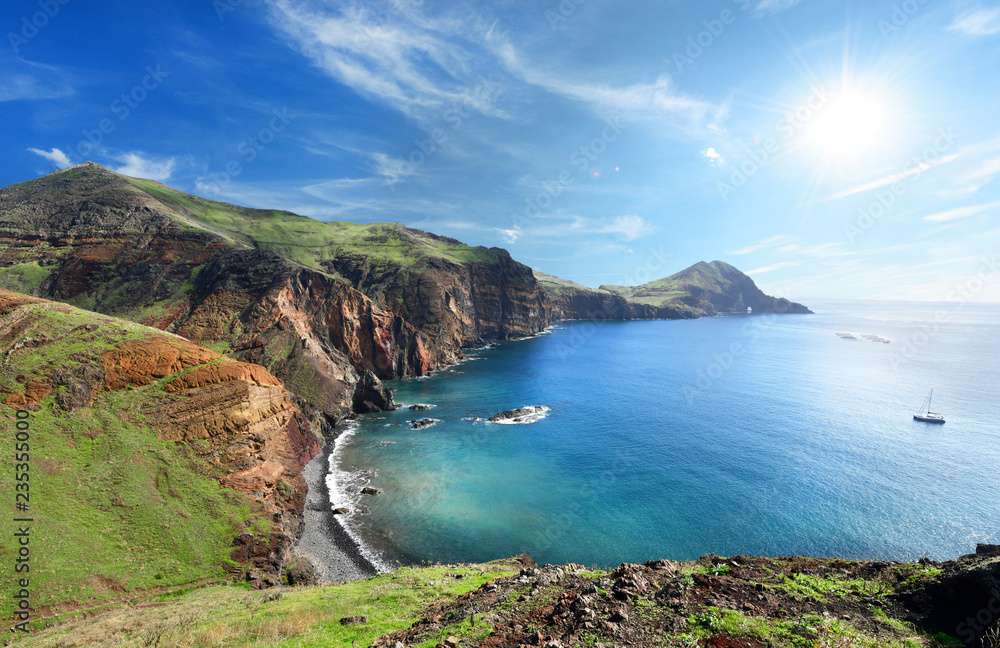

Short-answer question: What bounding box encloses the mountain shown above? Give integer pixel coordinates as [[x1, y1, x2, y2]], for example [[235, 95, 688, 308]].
[[0, 289, 320, 619], [600, 260, 812, 316], [0, 163, 548, 421], [0, 165, 809, 423]]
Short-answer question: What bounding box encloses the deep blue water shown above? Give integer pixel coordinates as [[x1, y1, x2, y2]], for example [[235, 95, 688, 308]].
[[332, 301, 1000, 568]]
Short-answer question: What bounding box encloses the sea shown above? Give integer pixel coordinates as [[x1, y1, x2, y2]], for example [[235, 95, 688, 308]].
[[328, 300, 1000, 569]]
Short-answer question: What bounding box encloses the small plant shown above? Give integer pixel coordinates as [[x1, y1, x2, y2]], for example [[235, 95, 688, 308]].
[[982, 621, 1000, 648]]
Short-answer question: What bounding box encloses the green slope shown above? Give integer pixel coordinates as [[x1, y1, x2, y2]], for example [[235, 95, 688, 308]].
[[126, 177, 500, 272], [0, 293, 271, 623]]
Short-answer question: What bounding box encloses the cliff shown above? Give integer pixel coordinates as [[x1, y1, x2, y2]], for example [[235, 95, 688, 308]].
[[0, 164, 547, 420], [0, 166, 810, 423], [0, 289, 321, 618]]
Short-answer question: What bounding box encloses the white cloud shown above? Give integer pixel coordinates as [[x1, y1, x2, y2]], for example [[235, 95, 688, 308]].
[[596, 215, 655, 241], [754, 0, 802, 15], [371, 152, 418, 185], [731, 234, 789, 255], [488, 33, 712, 127], [703, 147, 722, 164], [923, 199, 1000, 223], [949, 7, 1000, 36], [826, 153, 960, 200], [27, 147, 73, 169], [267, 0, 505, 121], [499, 225, 522, 244], [113, 152, 176, 181], [747, 261, 800, 275]]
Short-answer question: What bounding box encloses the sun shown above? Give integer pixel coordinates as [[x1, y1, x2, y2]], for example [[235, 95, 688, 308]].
[[803, 86, 891, 161]]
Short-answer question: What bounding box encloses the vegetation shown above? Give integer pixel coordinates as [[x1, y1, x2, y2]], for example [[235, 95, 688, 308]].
[[0, 297, 270, 621], [0, 261, 51, 293], [600, 260, 739, 308], [14, 563, 518, 647], [126, 177, 499, 271], [680, 607, 925, 647]]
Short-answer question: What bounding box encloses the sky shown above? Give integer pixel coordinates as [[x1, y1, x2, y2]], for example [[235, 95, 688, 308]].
[[3, 0, 1000, 302]]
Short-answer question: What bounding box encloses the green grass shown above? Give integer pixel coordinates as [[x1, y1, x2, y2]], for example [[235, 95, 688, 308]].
[[681, 607, 925, 648], [126, 177, 498, 271], [771, 572, 893, 602], [0, 297, 271, 622], [0, 261, 51, 293], [14, 563, 518, 647]]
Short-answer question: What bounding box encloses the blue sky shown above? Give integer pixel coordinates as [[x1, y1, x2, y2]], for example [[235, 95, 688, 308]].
[[4, 0, 1000, 301]]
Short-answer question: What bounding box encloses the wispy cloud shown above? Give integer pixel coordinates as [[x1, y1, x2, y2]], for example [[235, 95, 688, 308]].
[[113, 152, 176, 181], [923, 199, 1000, 223], [747, 261, 800, 275], [703, 147, 723, 164], [499, 214, 655, 244], [267, 0, 505, 121], [371, 152, 418, 185], [731, 234, 789, 255], [27, 146, 72, 169], [487, 32, 713, 128], [1, 72, 73, 102], [949, 7, 1000, 36], [754, 0, 802, 15], [826, 153, 960, 200]]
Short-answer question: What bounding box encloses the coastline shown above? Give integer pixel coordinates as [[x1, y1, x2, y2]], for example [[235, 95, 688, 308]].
[[294, 431, 378, 583]]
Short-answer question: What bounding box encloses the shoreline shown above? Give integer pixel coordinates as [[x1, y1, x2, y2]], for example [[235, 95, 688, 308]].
[[294, 432, 378, 583]]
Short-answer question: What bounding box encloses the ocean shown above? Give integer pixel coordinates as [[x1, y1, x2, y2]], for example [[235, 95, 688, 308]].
[[330, 300, 1000, 569]]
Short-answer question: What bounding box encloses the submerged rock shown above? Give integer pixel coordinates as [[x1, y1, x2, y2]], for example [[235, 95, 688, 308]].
[[352, 370, 396, 413], [408, 418, 441, 430], [488, 405, 551, 425]]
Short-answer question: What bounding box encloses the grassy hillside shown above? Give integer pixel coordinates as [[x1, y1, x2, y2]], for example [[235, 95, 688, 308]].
[[0, 293, 276, 622], [601, 261, 739, 308], [126, 177, 499, 271], [9, 552, 971, 647], [13, 562, 518, 647]]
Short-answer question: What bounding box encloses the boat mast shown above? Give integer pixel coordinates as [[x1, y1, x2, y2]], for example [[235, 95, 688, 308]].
[[928, 389, 933, 413]]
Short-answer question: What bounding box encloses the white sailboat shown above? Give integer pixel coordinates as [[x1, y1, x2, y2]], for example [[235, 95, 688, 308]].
[[913, 389, 945, 424]]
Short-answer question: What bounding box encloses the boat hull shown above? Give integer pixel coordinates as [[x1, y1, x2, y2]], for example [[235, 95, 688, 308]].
[[913, 415, 946, 424]]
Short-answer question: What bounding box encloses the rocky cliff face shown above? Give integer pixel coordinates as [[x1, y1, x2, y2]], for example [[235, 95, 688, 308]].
[[0, 289, 321, 605], [0, 165, 532, 419]]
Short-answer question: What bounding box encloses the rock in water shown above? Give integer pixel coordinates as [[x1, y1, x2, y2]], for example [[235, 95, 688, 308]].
[[408, 418, 441, 430], [360, 486, 381, 495], [408, 403, 436, 411], [352, 370, 396, 413], [489, 405, 551, 424]]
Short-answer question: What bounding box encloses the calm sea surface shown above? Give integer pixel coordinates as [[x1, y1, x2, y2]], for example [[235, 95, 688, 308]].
[[331, 301, 1000, 568]]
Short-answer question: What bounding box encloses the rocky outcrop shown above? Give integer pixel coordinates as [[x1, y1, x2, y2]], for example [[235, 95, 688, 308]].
[[352, 369, 396, 413]]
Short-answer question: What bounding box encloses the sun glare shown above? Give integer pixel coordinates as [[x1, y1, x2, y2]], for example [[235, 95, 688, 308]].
[[804, 87, 890, 161]]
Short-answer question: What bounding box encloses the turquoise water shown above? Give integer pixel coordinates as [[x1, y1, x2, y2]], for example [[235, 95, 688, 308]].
[[334, 301, 1000, 568]]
